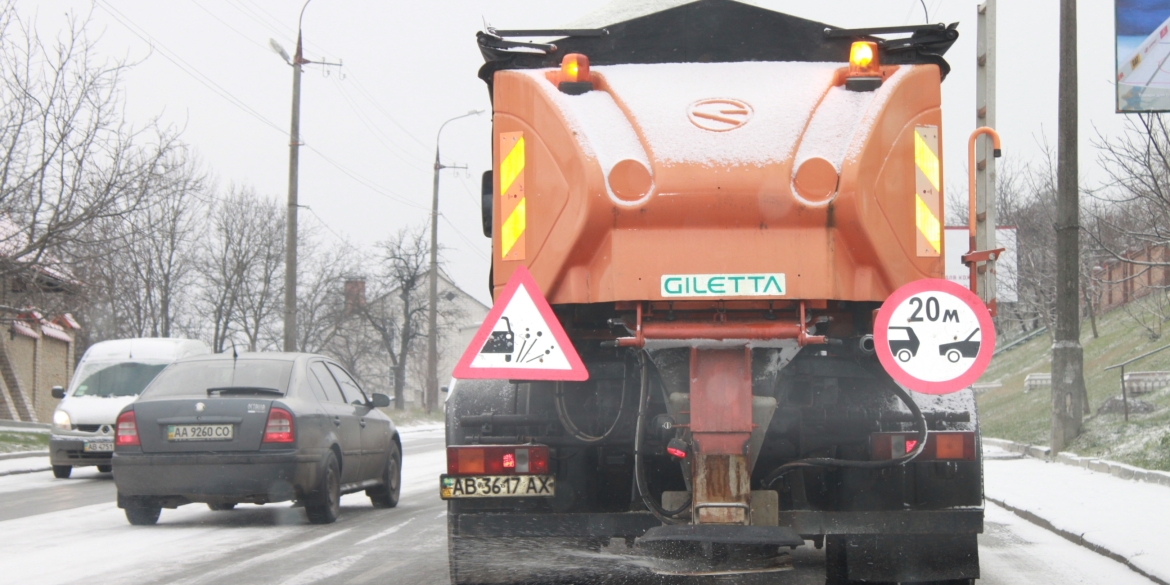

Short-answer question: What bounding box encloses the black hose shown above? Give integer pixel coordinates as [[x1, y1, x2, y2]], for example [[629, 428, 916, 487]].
[[554, 360, 628, 444], [634, 351, 690, 523], [763, 370, 928, 488]]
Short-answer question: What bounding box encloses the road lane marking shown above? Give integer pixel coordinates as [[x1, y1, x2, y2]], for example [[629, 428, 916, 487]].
[[279, 553, 364, 585], [355, 518, 413, 545], [173, 528, 352, 585]]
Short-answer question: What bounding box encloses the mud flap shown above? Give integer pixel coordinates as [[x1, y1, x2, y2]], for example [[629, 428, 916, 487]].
[[825, 533, 979, 583]]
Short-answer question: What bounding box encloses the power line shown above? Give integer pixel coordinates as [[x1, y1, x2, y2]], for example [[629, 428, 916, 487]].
[[302, 145, 429, 212], [188, 0, 269, 53], [329, 77, 432, 172], [347, 73, 433, 150], [440, 213, 490, 261], [95, 0, 286, 136]]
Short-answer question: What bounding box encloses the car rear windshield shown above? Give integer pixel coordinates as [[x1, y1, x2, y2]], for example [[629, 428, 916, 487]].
[[141, 360, 293, 398], [71, 362, 170, 398]]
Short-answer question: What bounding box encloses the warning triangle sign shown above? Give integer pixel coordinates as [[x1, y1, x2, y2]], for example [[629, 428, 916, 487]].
[[453, 266, 588, 381]]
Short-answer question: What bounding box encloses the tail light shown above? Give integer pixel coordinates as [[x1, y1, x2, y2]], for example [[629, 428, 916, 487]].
[[263, 407, 295, 443], [871, 431, 976, 461], [447, 445, 549, 475], [666, 438, 689, 459], [115, 411, 139, 447]]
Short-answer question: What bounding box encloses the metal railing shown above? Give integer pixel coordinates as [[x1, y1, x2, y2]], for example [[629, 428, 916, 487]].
[[1104, 342, 1170, 421]]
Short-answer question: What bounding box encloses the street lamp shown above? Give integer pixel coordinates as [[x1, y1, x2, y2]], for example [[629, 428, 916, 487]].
[[425, 109, 484, 412]]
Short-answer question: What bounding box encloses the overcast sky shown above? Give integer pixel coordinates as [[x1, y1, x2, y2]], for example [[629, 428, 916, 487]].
[[17, 0, 1127, 304]]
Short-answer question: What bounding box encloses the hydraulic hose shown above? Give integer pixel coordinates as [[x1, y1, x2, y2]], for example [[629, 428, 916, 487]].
[[763, 363, 928, 488], [634, 351, 690, 523], [554, 362, 628, 444]]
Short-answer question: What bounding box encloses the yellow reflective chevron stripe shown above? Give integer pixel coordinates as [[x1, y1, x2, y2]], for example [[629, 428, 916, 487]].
[[914, 130, 940, 192], [501, 197, 526, 258], [913, 126, 941, 258], [500, 137, 526, 196], [915, 193, 941, 254], [498, 132, 526, 260]]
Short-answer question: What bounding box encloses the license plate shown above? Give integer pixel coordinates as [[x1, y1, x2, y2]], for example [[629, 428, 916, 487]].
[[167, 424, 233, 441], [83, 441, 113, 452], [440, 474, 555, 499]]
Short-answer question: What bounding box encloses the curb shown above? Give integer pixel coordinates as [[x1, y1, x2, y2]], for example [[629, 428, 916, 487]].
[[0, 420, 51, 430], [987, 496, 1169, 585], [0, 466, 50, 478], [0, 450, 49, 461], [983, 437, 1170, 489]]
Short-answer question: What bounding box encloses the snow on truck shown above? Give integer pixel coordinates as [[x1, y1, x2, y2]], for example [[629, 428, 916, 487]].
[[443, 2, 990, 583]]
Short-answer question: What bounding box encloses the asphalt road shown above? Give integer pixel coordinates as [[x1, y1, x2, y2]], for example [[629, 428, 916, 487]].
[[0, 429, 1155, 584]]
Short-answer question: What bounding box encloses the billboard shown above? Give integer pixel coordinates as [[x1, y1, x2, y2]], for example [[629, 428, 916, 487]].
[[944, 226, 1018, 303], [1117, 1, 1170, 112]]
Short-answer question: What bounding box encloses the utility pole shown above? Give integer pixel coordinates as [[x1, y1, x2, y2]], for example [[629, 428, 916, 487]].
[[425, 110, 482, 413], [1052, 0, 1085, 452], [975, 0, 997, 306], [282, 32, 306, 353], [273, 0, 340, 352]]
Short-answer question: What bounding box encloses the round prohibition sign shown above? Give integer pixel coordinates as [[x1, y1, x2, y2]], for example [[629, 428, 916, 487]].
[[873, 279, 996, 395]]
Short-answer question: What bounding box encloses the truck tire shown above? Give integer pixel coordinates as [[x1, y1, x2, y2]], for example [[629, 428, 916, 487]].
[[305, 453, 341, 524], [52, 465, 71, 479], [368, 441, 401, 509]]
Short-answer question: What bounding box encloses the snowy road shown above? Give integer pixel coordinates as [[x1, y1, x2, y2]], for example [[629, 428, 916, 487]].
[[0, 429, 1155, 584]]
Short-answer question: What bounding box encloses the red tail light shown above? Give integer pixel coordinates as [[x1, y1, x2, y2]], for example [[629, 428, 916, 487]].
[[263, 407, 294, 443], [115, 411, 139, 447], [870, 431, 976, 461], [447, 445, 549, 476]]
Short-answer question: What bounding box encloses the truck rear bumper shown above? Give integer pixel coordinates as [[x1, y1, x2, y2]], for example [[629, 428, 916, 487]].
[[449, 508, 983, 539]]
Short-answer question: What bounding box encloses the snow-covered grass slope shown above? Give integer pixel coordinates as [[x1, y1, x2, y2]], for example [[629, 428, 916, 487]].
[[977, 295, 1170, 471]]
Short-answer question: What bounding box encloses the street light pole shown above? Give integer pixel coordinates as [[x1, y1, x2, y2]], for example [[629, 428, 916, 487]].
[[281, 0, 314, 353], [425, 110, 483, 412]]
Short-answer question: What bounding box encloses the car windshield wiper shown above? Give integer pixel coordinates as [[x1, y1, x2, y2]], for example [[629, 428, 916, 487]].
[[207, 386, 283, 396]]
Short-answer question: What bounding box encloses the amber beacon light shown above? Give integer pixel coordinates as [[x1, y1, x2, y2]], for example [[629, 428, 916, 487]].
[[846, 41, 883, 91], [558, 53, 593, 95]]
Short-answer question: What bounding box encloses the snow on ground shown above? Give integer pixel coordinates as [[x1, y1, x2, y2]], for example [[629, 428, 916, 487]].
[[981, 503, 1158, 585], [0, 454, 50, 476], [0, 429, 447, 585], [984, 445, 1170, 583]]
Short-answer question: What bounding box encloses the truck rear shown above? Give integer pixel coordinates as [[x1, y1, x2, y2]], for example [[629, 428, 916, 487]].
[[445, 2, 981, 583]]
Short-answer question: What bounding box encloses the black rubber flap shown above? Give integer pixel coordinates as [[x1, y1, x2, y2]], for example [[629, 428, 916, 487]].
[[637, 525, 804, 548]]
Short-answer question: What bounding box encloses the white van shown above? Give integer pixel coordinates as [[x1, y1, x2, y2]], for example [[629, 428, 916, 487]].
[[48, 338, 210, 478]]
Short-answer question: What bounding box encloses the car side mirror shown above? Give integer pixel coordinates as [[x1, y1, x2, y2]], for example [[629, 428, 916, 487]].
[[51, 386, 66, 399], [370, 393, 391, 408]]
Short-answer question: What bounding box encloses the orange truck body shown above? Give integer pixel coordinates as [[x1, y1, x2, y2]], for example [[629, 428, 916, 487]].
[[489, 62, 945, 308]]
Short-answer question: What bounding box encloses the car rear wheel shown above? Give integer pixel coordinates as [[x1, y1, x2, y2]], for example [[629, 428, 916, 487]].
[[125, 503, 161, 526], [208, 502, 237, 511], [97, 465, 112, 473], [368, 442, 401, 509], [305, 452, 341, 524], [52, 465, 71, 479]]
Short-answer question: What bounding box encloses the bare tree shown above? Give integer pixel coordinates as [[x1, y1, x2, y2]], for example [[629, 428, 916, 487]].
[[75, 148, 207, 341], [0, 5, 176, 288], [295, 235, 356, 354], [359, 228, 431, 410], [195, 186, 283, 353]]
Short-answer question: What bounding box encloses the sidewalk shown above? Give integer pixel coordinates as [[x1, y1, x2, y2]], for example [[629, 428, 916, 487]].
[[0, 454, 50, 477], [984, 444, 1170, 585]]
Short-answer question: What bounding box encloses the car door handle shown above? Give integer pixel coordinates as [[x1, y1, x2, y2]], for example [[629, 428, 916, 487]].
[[333, 416, 341, 427], [359, 419, 366, 428]]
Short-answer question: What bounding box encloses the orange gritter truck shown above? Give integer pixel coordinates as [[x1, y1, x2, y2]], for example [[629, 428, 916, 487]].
[[443, 2, 983, 583]]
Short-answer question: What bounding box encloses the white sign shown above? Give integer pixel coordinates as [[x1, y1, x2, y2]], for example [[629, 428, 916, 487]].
[[660, 273, 785, 298], [874, 279, 996, 395], [945, 226, 1017, 303], [453, 266, 587, 381]]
